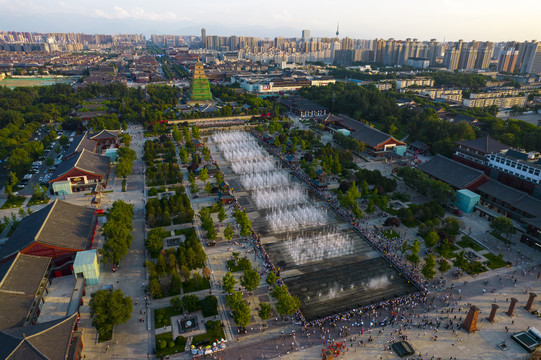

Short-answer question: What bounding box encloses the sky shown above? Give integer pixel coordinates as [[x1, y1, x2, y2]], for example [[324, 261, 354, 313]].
[[1, 0, 540, 42]]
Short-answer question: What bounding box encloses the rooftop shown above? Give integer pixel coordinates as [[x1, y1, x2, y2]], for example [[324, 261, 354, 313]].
[[476, 179, 541, 217], [51, 149, 110, 181], [0, 253, 51, 330], [0, 314, 78, 360], [419, 154, 487, 189], [0, 200, 96, 260], [456, 135, 510, 154]]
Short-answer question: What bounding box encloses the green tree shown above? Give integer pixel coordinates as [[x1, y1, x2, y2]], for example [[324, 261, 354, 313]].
[[100, 221, 133, 264], [424, 230, 440, 248], [222, 272, 237, 294], [224, 223, 234, 241], [170, 296, 183, 311], [421, 254, 437, 280], [266, 271, 277, 286], [407, 239, 421, 267], [240, 268, 261, 293], [199, 168, 209, 182], [58, 135, 70, 147], [204, 181, 212, 193], [89, 289, 132, 339], [233, 301, 251, 328], [179, 147, 189, 164], [258, 302, 272, 321], [149, 278, 162, 298], [226, 291, 243, 309], [218, 203, 227, 222], [145, 227, 167, 257], [182, 294, 201, 312], [4, 172, 18, 195], [439, 259, 451, 274], [490, 216, 516, 243]]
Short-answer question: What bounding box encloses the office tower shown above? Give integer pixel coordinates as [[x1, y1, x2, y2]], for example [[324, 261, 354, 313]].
[[302, 30, 311, 41], [497, 49, 519, 72], [520, 41, 541, 74], [201, 28, 206, 48]]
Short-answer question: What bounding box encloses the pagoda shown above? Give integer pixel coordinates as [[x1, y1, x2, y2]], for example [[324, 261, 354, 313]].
[[190, 59, 213, 102]]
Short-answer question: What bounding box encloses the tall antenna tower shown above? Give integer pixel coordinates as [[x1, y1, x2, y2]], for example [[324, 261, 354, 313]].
[[336, 22, 340, 37]]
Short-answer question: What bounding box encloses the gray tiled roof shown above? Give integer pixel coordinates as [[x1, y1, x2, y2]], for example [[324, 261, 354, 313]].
[[51, 149, 110, 181], [63, 131, 97, 159], [419, 154, 486, 189], [351, 124, 396, 148], [0, 314, 77, 360], [0, 200, 96, 260], [0, 254, 51, 330], [476, 179, 541, 218], [89, 129, 119, 140], [456, 135, 509, 154]]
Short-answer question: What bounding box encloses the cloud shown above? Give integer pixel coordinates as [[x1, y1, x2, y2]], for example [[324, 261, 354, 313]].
[[93, 6, 178, 22]]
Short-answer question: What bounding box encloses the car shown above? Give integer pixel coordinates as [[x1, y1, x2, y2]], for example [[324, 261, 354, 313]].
[[38, 176, 44, 182], [112, 264, 118, 272]]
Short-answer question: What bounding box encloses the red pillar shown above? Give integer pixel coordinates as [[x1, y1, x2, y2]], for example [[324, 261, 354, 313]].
[[507, 298, 518, 316], [525, 293, 537, 311], [462, 305, 480, 333], [488, 304, 499, 323]]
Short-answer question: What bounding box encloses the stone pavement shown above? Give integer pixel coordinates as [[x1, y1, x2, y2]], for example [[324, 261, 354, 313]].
[[78, 124, 152, 360]]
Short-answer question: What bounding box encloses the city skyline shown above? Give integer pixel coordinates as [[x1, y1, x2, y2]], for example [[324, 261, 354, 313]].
[[0, 0, 540, 41]]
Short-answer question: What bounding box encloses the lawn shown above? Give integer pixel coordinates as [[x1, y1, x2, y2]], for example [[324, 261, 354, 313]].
[[27, 194, 50, 206], [183, 275, 210, 293], [154, 306, 183, 328], [484, 253, 509, 270], [1, 195, 25, 209], [382, 229, 400, 239], [155, 332, 186, 357], [457, 236, 484, 252], [192, 321, 225, 347]]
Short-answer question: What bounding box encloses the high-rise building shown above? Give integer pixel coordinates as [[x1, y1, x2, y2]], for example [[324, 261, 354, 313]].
[[520, 41, 541, 74], [444, 46, 461, 71], [497, 49, 519, 73], [302, 30, 311, 41], [475, 41, 493, 69], [201, 28, 206, 48]]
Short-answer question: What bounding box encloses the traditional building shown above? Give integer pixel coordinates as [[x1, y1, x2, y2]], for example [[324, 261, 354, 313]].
[[63, 131, 98, 160], [190, 59, 213, 102], [0, 314, 83, 360], [49, 149, 110, 194], [0, 253, 51, 330], [0, 200, 98, 276], [419, 155, 489, 190], [453, 135, 510, 172], [89, 129, 120, 151], [280, 97, 328, 118]]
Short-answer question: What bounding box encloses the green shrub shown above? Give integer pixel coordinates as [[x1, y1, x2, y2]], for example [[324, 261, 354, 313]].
[[159, 340, 167, 349], [175, 336, 186, 346], [201, 295, 218, 317], [148, 187, 158, 196], [168, 341, 175, 348]]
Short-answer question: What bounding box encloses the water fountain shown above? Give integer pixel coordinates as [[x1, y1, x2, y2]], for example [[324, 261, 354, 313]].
[[253, 185, 308, 208], [267, 205, 327, 232], [283, 229, 354, 265]]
